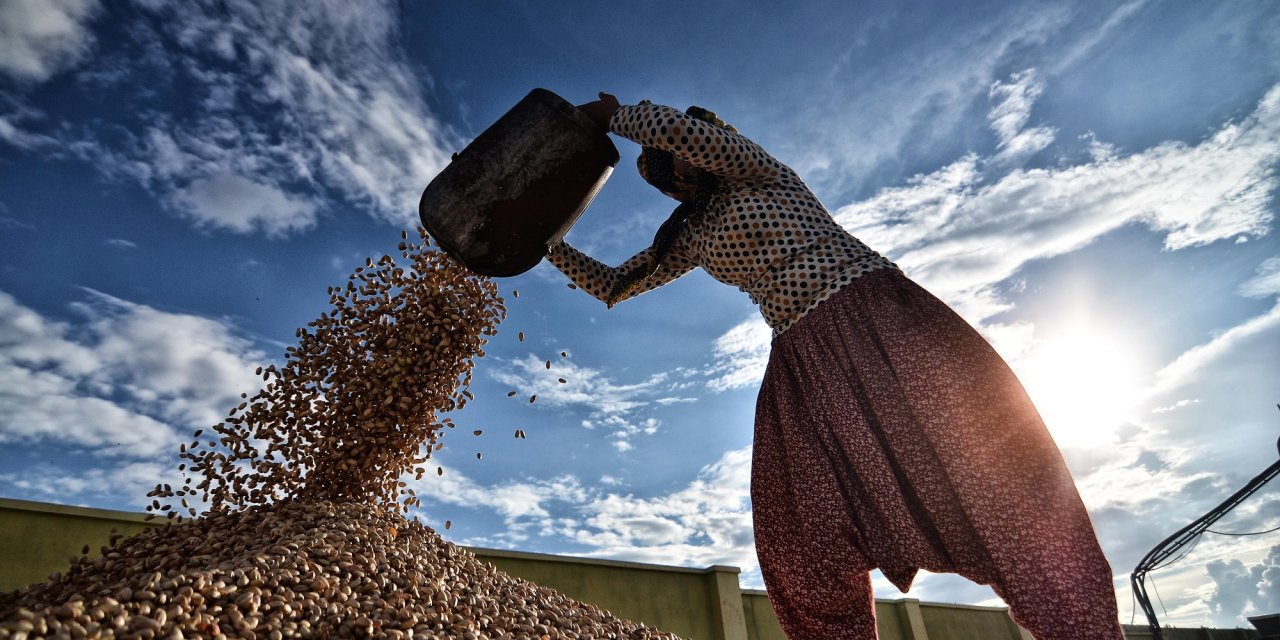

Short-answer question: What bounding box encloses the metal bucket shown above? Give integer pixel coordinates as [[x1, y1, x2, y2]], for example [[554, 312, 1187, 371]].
[[419, 88, 620, 277]]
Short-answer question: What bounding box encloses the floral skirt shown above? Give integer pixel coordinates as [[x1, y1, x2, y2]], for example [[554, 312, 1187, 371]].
[[752, 268, 1122, 639]]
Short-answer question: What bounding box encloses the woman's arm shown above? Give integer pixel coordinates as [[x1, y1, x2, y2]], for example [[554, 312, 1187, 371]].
[[611, 102, 787, 180], [547, 236, 697, 307]]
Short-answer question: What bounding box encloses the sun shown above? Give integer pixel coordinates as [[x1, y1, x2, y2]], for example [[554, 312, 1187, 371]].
[[1012, 321, 1147, 449]]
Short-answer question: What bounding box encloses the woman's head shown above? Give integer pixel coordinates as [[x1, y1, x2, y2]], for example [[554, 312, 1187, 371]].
[[635, 104, 734, 202], [636, 148, 697, 202]]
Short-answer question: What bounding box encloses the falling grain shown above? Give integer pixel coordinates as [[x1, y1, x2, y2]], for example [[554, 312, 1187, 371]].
[[0, 229, 683, 640]]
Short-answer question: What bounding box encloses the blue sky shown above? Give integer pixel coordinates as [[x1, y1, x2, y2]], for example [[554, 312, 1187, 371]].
[[2, 0, 1278, 628]]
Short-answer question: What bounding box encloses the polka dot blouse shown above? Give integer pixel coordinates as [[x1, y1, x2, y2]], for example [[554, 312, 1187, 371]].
[[548, 102, 897, 337]]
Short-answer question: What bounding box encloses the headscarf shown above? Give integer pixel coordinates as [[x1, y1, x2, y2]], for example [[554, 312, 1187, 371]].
[[605, 105, 735, 307]]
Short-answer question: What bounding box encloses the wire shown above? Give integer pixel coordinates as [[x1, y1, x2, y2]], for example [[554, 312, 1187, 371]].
[[1152, 531, 1204, 571], [1203, 524, 1274, 535], [1151, 575, 1168, 617]]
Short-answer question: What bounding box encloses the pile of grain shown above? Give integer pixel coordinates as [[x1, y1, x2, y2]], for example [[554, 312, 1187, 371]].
[[0, 231, 682, 639], [1, 501, 676, 639]]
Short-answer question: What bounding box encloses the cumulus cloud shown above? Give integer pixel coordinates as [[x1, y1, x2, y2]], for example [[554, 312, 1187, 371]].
[[0, 0, 100, 82], [414, 447, 756, 570], [489, 354, 681, 449], [0, 289, 268, 462], [76, 290, 270, 428], [1071, 443, 1215, 514], [573, 447, 755, 569], [175, 173, 320, 236], [410, 464, 590, 544], [1204, 545, 1280, 626]]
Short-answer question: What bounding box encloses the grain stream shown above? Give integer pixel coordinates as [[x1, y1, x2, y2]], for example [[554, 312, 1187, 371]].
[[0, 230, 678, 639]]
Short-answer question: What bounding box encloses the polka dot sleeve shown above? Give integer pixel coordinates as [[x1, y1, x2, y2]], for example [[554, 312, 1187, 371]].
[[610, 103, 787, 180], [547, 233, 698, 306]]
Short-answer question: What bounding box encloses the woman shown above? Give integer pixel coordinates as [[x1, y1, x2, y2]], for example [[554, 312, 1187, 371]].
[[550, 93, 1123, 639]]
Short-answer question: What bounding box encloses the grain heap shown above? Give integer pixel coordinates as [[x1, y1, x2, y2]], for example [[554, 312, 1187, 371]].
[[1, 501, 680, 639], [0, 231, 682, 640]]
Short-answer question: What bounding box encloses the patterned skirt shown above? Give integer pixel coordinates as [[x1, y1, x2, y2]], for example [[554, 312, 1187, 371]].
[[752, 268, 1122, 639]]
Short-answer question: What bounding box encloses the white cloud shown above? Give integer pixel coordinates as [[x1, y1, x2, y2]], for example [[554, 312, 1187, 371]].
[[175, 173, 319, 236], [1204, 545, 1280, 626], [489, 354, 678, 448], [0, 368, 177, 457], [836, 83, 1279, 323], [593, 416, 660, 452], [1239, 256, 1280, 298], [573, 447, 755, 569], [412, 447, 757, 570], [0, 111, 57, 150], [0, 462, 174, 507], [103, 238, 138, 249], [1149, 301, 1280, 397], [76, 290, 270, 428], [409, 464, 589, 543], [0, 0, 100, 82], [0, 289, 268, 460], [1151, 398, 1200, 414], [786, 4, 1074, 193], [987, 69, 1056, 164], [0, 94, 62, 151], [63, 0, 459, 234], [1071, 443, 1215, 514], [704, 316, 772, 392]]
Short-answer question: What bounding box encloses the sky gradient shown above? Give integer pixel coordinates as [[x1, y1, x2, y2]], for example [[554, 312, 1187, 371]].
[[2, 0, 1278, 628]]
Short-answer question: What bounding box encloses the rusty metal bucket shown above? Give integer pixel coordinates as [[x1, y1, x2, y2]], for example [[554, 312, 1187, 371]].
[[419, 88, 619, 277]]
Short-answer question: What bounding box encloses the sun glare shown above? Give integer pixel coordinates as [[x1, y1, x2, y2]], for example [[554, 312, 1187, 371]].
[[1013, 322, 1146, 449]]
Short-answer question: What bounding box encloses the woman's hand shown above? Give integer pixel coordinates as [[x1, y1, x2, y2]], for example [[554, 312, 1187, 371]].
[[577, 92, 620, 131]]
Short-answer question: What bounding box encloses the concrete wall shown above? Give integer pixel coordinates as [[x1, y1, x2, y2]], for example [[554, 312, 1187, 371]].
[[469, 548, 746, 640], [0, 498, 1261, 639], [0, 497, 161, 591]]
